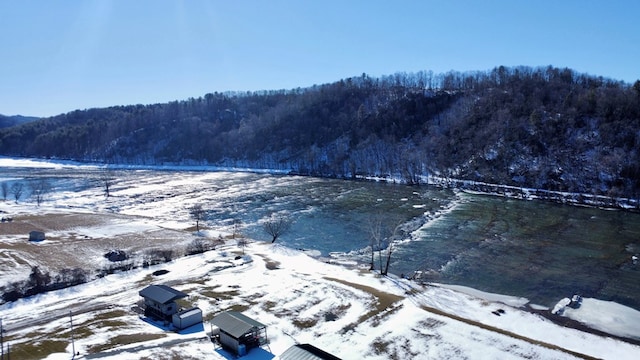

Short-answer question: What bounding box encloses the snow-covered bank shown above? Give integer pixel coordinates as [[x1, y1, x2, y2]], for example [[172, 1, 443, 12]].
[[4, 155, 637, 212], [0, 156, 291, 174], [0, 243, 638, 360]]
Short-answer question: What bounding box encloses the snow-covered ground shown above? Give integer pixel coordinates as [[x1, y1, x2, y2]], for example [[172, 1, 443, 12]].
[[1, 157, 640, 359], [1, 241, 639, 360]]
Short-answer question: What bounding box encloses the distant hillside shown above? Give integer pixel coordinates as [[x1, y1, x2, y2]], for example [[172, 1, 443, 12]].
[[1, 66, 639, 199], [0, 114, 40, 128]]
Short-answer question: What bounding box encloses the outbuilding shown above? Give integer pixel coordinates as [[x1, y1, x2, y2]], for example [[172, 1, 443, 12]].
[[210, 311, 268, 356], [279, 344, 341, 360], [29, 230, 45, 242], [139, 284, 187, 321], [172, 307, 203, 330]]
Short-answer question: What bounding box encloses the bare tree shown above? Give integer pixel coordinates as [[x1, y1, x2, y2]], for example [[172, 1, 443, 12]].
[[189, 204, 206, 233], [367, 213, 384, 271], [1, 182, 8, 200], [367, 213, 403, 275], [232, 218, 243, 239], [263, 213, 292, 243], [30, 179, 51, 206], [100, 169, 115, 198], [10, 182, 24, 204], [237, 238, 248, 254]]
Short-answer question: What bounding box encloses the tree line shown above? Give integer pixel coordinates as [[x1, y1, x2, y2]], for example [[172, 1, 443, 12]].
[[1, 66, 639, 199]]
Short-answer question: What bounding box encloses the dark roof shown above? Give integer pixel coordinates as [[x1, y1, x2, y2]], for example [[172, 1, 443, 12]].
[[139, 285, 187, 304], [210, 311, 266, 339], [279, 344, 341, 360]]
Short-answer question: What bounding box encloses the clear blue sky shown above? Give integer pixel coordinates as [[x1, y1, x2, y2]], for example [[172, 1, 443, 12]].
[[1, 0, 639, 117]]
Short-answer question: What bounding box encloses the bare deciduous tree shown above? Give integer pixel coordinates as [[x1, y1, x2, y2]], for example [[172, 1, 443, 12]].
[[30, 179, 51, 206], [263, 213, 292, 243], [189, 204, 205, 233], [100, 169, 115, 198], [232, 218, 243, 239], [237, 238, 248, 254], [1, 182, 8, 200], [367, 213, 403, 276], [10, 182, 24, 204]]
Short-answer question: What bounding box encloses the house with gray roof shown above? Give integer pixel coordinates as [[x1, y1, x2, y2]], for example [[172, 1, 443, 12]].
[[139, 284, 187, 321], [210, 311, 268, 356]]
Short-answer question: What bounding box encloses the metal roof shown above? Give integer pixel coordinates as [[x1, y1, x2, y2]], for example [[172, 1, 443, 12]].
[[139, 285, 187, 304], [210, 311, 266, 339], [279, 344, 341, 360], [175, 307, 202, 319]]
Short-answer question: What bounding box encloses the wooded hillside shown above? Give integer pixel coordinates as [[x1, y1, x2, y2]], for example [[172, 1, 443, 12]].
[[1, 66, 639, 198]]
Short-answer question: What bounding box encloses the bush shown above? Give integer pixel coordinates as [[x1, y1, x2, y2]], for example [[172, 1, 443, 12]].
[[186, 238, 215, 255], [104, 249, 128, 262]]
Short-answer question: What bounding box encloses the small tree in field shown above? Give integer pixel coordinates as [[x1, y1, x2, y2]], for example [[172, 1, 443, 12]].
[[1, 182, 8, 200], [189, 204, 206, 233], [30, 179, 51, 206], [232, 218, 243, 239], [237, 238, 248, 254], [10, 182, 24, 204], [100, 169, 115, 198], [263, 213, 293, 243]]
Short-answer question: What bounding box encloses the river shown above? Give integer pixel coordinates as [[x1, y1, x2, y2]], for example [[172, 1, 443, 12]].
[[2, 164, 639, 310]]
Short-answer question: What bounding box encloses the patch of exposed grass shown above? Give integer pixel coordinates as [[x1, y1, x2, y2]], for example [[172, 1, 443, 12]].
[[292, 318, 318, 329], [371, 334, 418, 360], [255, 253, 280, 270], [324, 277, 403, 332], [262, 300, 278, 311], [224, 304, 250, 313], [371, 338, 391, 356], [87, 333, 166, 353], [9, 339, 68, 360], [199, 288, 240, 301]]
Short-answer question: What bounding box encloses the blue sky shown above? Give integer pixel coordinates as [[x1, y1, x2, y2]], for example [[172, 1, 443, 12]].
[[1, 0, 639, 117]]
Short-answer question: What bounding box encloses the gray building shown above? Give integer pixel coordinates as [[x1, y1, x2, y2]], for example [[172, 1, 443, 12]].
[[172, 307, 203, 330], [279, 344, 341, 360], [210, 311, 268, 356], [29, 230, 45, 241], [139, 285, 187, 321]]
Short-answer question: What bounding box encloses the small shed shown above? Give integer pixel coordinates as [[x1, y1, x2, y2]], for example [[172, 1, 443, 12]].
[[29, 230, 45, 242], [279, 344, 342, 360], [210, 311, 268, 356], [172, 307, 203, 330], [139, 285, 187, 321]]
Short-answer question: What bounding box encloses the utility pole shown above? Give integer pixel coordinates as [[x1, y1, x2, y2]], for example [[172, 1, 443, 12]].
[[69, 311, 76, 359], [1, 317, 4, 360]]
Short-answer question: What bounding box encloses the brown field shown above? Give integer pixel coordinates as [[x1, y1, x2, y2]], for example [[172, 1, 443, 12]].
[[0, 211, 194, 285]]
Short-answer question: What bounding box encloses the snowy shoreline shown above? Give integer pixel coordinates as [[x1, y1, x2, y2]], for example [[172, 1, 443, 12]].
[[2, 156, 638, 212], [1, 242, 639, 359]]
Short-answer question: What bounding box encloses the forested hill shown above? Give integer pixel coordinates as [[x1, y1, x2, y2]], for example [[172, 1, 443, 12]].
[[0, 114, 39, 129], [1, 66, 640, 199]]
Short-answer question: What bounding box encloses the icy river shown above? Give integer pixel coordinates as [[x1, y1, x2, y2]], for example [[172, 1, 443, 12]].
[[2, 163, 640, 311]]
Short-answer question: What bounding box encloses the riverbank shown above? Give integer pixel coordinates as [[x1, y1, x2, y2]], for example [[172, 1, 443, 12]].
[[1, 238, 639, 359]]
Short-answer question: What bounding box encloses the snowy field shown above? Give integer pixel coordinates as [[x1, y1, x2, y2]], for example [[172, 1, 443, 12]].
[[1, 157, 640, 359]]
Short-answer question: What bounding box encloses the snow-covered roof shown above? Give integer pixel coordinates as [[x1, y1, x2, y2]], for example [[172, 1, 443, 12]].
[[139, 284, 187, 304]]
